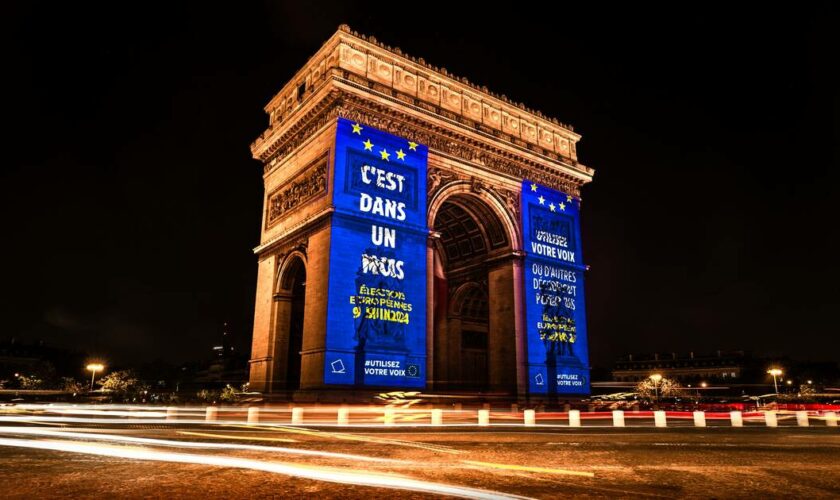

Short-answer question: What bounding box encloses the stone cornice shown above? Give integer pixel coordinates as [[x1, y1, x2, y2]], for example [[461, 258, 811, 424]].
[[252, 25, 591, 172], [257, 86, 590, 195]]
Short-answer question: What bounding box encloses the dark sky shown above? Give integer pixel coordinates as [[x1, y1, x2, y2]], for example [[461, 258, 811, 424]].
[[3, 2, 837, 369]]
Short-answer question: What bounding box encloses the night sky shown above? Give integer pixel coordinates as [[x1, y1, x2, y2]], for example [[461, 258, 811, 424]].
[[4, 3, 837, 369]]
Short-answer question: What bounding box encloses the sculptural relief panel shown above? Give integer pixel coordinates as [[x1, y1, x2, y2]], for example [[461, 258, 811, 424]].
[[483, 103, 501, 130], [339, 45, 367, 76], [366, 54, 393, 86], [266, 154, 329, 228], [393, 65, 417, 96], [417, 76, 440, 105], [502, 111, 521, 138], [462, 92, 482, 122], [440, 85, 462, 114]]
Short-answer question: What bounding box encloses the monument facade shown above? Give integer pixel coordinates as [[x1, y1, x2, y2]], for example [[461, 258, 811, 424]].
[[248, 26, 594, 400]]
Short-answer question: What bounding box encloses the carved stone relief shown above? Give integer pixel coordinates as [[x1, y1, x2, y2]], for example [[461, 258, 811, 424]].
[[266, 156, 328, 227]]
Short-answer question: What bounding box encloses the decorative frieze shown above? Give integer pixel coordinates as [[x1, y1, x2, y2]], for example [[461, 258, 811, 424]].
[[266, 155, 328, 228]]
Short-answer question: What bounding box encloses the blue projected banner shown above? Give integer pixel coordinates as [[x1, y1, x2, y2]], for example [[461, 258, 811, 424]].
[[521, 181, 590, 395], [324, 118, 428, 388]]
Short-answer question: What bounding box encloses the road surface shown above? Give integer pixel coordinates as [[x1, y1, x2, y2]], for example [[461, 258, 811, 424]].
[[0, 405, 838, 498]]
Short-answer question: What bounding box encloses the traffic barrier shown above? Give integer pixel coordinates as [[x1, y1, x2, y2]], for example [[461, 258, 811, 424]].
[[337, 407, 349, 426], [764, 411, 778, 427], [478, 409, 490, 426], [205, 407, 217, 422], [247, 407, 260, 424], [612, 410, 625, 427], [524, 409, 536, 427], [291, 407, 304, 425], [431, 408, 443, 426], [654, 410, 667, 427], [166, 407, 178, 421], [568, 409, 581, 427], [796, 411, 809, 427], [826, 411, 837, 427], [730, 411, 743, 427], [693, 411, 706, 427], [384, 408, 395, 426]]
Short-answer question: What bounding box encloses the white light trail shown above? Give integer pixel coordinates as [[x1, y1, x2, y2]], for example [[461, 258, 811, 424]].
[[0, 427, 394, 463], [0, 437, 530, 500]]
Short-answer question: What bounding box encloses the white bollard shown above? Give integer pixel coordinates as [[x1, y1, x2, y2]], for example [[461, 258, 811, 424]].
[[478, 409, 490, 427], [431, 408, 443, 426], [568, 409, 581, 428], [654, 410, 667, 428], [166, 407, 178, 421], [730, 411, 743, 427], [764, 411, 778, 427], [247, 406, 260, 424], [693, 411, 706, 427], [825, 411, 837, 427], [205, 406, 218, 422], [796, 410, 809, 427], [337, 407, 349, 426], [291, 407, 304, 425], [524, 409, 536, 427], [612, 410, 625, 427], [384, 407, 395, 426]]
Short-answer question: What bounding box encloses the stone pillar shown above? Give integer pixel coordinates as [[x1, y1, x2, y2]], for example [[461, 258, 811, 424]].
[[446, 316, 461, 387], [487, 262, 517, 394], [299, 225, 331, 389], [249, 254, 280, 392], [425, 237, 437, 390], [269, 292, 293, 392], [511, 253, 528, 400]]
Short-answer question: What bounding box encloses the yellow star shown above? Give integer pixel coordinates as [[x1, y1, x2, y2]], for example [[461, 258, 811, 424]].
[[566, 195, 573, 202], [379, 149, 390, 161], [549, 203, 556, 212], [362, 139, 374, 151], [530, 183, 538, 192], [395, 149, 406, 161], [538, 195, 545, 205], [559, 202, 566, 211], [351, 123, 363, 134], [408, 141, 418, 151]]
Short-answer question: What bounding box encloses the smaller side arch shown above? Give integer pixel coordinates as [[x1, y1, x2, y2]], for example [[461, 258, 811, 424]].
[[275, 250, 308, 294]]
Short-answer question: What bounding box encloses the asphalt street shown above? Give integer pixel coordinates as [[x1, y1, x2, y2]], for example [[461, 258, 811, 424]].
[[1, 406, 838, 498]]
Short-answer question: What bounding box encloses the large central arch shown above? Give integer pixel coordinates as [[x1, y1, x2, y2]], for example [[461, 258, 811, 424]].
[[428, 185, 525, 396]]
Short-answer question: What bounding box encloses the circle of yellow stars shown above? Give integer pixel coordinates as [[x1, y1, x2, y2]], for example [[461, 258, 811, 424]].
[[352, 122, 418, 162], [531, 182, 575, 212]]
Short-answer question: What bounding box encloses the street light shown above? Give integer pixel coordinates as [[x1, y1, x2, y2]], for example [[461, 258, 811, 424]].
[[767, 368, 782, 395], [650, 373, 662, 404], [86, 363, 104, 392]]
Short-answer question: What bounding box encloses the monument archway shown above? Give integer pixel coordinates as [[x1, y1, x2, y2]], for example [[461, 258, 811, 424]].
[[430, 189, 521, 395], [272, 253, 306, 391], [247, 27, 593, 400]]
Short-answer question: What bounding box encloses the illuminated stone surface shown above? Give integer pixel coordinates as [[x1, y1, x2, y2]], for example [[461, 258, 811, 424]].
[[248, 25, 594, 399]]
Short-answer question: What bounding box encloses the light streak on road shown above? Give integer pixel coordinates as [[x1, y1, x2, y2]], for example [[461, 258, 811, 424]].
[[0, 427, 391, 463], [0, 437, 531, 500], [462, 460, 595, 478], [177, 430, 296, 443], [261, 425, 463, 454]]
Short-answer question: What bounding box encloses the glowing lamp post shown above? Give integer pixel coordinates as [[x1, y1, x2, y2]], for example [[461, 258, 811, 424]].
[[650, 373, 663, 404], [767, 368, 782, 395], [87, 363, 104, 392]]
